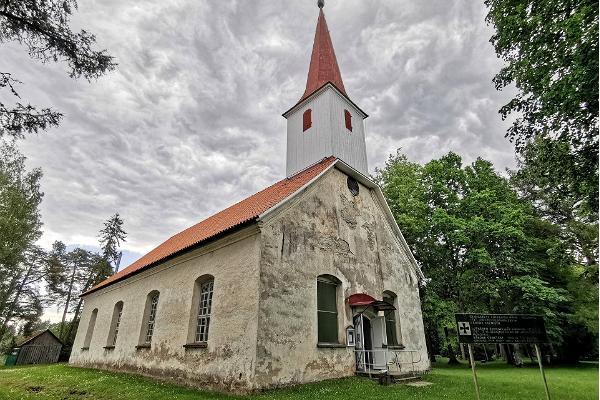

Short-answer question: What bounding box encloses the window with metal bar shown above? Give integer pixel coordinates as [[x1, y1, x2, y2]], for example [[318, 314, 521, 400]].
[[195, 280, 213, 343], [144, 293, 159, 343], [108, 301, 123, 347]]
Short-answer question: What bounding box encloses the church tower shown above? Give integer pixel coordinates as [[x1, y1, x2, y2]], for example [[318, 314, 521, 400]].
[[283, 2, 369, 177]]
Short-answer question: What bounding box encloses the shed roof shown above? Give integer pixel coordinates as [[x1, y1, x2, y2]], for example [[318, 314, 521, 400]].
[[17, 329, 63, 347]]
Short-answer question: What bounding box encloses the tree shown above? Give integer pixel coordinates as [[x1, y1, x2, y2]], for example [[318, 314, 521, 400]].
[[485, 0, 598, 152], [99, 213, 126, 274], [376, 150, 592, 362], [45, 242, 110, 343], [485, 1, 598, 269], [0, 245, 47, 336], [0, 0, 116, 138], [511, 137, 598, 265], [0, 141, 43, 336]]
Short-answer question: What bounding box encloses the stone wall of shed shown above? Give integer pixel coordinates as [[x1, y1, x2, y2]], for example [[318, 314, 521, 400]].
[[254, 168, 429, 388], [70, 229, 261, 393]]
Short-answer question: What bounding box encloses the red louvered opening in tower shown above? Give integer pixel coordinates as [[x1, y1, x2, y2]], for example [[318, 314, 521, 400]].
[[303, 109, 312, 132], [344, 110, 352, 132]]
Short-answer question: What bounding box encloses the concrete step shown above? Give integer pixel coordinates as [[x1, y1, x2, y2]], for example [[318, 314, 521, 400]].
[[392, 375, 421, 384], [356, 371, 421, 385]]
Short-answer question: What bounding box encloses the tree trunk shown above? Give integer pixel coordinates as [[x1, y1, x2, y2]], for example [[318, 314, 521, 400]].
[[0, 273, 20, 318], [63, 270, 96, 346], [504, 344, 520, 365], [512, 344, 523, 367], [64, 297, 84, 346], [59, 262, 77, 340], [0, 266, 31, 336], [444, 327, 460, 364]]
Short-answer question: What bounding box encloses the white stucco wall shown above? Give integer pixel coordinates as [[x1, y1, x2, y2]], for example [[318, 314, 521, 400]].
[[70, 228, 262, 393], [254, 167, 430, 388], [69, 167, 429, 393]]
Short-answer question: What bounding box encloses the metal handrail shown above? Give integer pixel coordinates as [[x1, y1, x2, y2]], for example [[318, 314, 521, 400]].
[[354, 349, 422, 377]]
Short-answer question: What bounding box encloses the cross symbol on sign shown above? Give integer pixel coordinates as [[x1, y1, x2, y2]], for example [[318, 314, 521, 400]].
[[458, 322, 471, 335]]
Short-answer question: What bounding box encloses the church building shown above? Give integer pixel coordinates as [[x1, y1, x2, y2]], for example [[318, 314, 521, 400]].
[[70, 2, 430, 393]]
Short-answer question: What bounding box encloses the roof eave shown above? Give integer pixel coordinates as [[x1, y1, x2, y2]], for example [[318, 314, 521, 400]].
[[80, 218, 259, 297], [282, 82, 369, 119]]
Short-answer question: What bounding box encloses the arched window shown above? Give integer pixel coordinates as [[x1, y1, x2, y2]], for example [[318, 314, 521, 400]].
[[317, 275, 341, 344], [344, 109, 352, 132], [139, 291, 160, 345], [383, 291, 401, 346], [187, 275, 215, 345], [82, 308, 98, 350], [303, 109, 312, 132], [107, 301, 124, 348]]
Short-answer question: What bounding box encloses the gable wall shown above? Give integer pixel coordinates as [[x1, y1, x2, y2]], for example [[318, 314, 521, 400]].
[[254, 167, 429, 388], [69, 228, 262, 393]]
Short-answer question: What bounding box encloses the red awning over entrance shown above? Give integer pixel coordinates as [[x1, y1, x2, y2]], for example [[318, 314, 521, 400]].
[[347, 293, 396, 312], [347, 293, 377, 307]]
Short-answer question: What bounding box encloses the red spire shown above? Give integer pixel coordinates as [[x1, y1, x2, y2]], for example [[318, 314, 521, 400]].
[[300, 9, 347, 102]]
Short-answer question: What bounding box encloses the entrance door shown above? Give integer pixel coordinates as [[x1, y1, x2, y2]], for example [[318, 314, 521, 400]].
[[353, 314, 373, 371], [371, 316, 387, 369], [363, 316, 373, 369]]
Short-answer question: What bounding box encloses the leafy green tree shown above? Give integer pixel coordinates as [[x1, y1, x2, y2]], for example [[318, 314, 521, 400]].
[[0, 0, 116, 138], [485, 1, 598, 284], [511, 138, 598, 265], [0, 142, 43, 336], [485, 0, 598, 152], [376, 150, 591, 362]]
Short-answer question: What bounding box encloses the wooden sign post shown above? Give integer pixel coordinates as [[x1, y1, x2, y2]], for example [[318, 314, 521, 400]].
[[467, 344, 480, 400], [455, 313, 550, 400]]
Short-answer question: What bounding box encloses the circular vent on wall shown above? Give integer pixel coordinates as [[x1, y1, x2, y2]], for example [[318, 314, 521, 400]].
[[347, 176, 359, 196]]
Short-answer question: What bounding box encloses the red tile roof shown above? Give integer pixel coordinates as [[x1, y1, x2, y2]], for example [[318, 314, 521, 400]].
[[300, 9, 346, 102], [84, 157, 336, 295]]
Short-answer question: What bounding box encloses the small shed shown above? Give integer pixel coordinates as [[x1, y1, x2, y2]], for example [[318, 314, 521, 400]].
[[13, 330, 63, 365]]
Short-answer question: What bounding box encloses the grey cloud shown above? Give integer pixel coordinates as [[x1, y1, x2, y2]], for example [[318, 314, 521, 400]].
[[1, 0, 516, 261]]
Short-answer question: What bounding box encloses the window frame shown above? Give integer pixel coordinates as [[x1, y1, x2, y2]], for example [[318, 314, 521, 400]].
[[138, 290, 160, 346], [383, 291, 402, 347], [106, 301, 124, 348], [82, 308, 98, 350], [186, 275, 215, 347], [316, 275, 342, 345], [195, 280, 214, 343]]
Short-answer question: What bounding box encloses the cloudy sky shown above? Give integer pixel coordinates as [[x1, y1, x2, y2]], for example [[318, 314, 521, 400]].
[[3, 0, 516, 265]]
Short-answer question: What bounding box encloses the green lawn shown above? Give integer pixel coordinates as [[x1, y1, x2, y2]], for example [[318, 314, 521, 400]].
[[0, 360, 597, 400]]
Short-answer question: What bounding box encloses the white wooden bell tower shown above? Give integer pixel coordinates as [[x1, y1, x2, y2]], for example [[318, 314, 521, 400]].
[[283, 4, 368, 177]]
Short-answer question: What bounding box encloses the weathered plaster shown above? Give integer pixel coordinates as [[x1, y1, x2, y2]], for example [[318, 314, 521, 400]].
[[70, 167, 429, 393], [70, 227, 262, 393], [254, 167, 429, 387]]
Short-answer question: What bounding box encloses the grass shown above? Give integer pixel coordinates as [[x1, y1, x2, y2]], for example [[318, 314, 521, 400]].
[[0, 359, 597, 400]]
